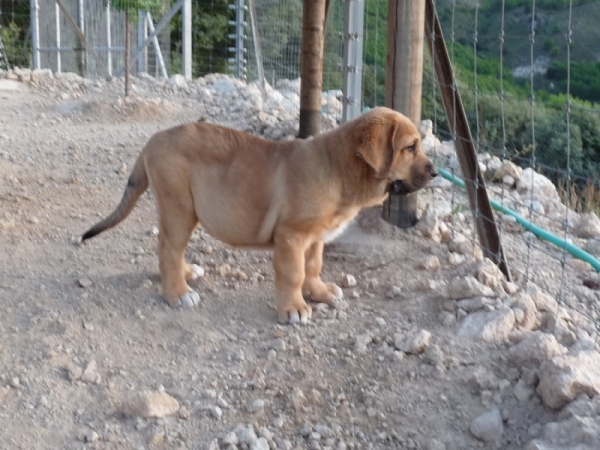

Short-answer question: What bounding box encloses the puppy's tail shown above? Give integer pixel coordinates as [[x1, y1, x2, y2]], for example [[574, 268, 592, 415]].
[[82, 156, 149, 241]]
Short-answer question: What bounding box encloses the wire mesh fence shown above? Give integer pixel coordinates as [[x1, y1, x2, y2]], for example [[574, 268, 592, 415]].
[[1, 0, 599, 327], [409, 0, 600, 331]]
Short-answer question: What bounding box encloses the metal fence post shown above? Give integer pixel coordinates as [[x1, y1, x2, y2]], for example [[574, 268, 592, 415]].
[[228, 0, 246, 78], [138, 10, 148, 74], [106, 2, 112, 77], [342, 0, 364, 122], [182, 0, 192, 79], [77, 0, 86, 75], [55, 2, 61, 73], [30, 0, 40, 70]]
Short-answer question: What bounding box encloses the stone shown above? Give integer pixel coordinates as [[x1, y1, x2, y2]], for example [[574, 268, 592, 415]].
[[169, 74, 187, 87], [251, 437, 270, 450], [508, 332, 567, 368], [456, 297, 492, 313], [468, 367, 499, 392], [511, 292, 538, 330], [222, 432, 239, 445], [576, 212, 600, 239], [516, 168, 559, 201], [354, 333, 373, 353], [492, 160, 523, 182], [469, 407, 504, 442], [447, 235, 471, 255], [210, 405, 222, 419], [584, 238, 600, 257], [476, 259, 505, 289], [341, 274, 357, 288], [31, 69, 54, 84], [415, 207, 441, 242], [527, 416, 600, 450], [84, 431, 100, 443], [537, 350, 600, 409], [78, 278, 92, 288], [395, 329, 432, 354], [248, 398, 266, 413], [456, 308, 515, 343], [123, 391, 180, 418], [531, 291, 559, 313], [66, 363, 82, 382], [234, 425, 258, 445], [513, 378, 535, 402], [419, 256, 441, 270], [448, 276, 495, 300], [81, 359, 102, 384]]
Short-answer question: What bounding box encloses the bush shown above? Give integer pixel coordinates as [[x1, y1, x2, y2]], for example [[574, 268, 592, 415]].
[[0, 22, 30, 68]]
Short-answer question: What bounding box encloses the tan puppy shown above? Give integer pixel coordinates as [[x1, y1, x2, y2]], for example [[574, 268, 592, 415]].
[[82, 107, 437, 324]]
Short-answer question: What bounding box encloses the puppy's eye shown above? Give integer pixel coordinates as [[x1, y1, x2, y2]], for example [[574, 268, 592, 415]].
[[406, 144, 417, 153]]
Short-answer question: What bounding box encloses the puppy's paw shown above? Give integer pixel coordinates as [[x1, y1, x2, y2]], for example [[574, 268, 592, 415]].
[[326, 283, 343, 301], [180, 290, 200, 309], [303, 281, 343, 307], [278, 302, 312, 325]]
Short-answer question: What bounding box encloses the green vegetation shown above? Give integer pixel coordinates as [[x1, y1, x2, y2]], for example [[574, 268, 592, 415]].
[[0, 0, 30, 69]]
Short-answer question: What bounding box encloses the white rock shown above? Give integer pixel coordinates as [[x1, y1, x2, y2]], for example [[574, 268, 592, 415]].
[[576, 212, 600, 239], [537, 350, 600, 409], [248, 398, 266, 413], [447, 234, 471, 254], [510, 292, 538, 330], [251, 437, 270, 450], [583, 238, 600, 257], [169, 74, 187, 87], [513, 378, 535, 402], [456, 308, 515, 343], [448, 276, 495, 300], [81, 359, 102, 384], [468, 367, 499, 392], [222, 431, 239, 445], [123, 391, 180, 418], [516, 168, 559, 201], [476, 259, 505, 289], [531, 291, 559, 313], [210, 405, 222, 419], [508, 331, 567, 368], [469, 407, 504, 442], [527, 416, 600, 450], [354, 333, 373, 353], [492, 160, 522, 182], [419, 256, 441, 270], [234, 425, 258, 445], [395, 329, 432, 354], [415, 207, 441, 242], [341, 274, 357, 288]]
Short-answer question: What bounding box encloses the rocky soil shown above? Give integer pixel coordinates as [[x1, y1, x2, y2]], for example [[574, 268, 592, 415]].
[[0, 68, 599, 450]]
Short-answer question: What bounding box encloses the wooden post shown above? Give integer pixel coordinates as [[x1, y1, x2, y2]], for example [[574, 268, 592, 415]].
[[383, 0, 426, 228], [424, 0, 511, 280], [298, 0, 326, 138]]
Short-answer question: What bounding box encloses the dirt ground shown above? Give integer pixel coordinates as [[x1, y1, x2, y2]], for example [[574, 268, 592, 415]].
[[0, 77, 594, 450]]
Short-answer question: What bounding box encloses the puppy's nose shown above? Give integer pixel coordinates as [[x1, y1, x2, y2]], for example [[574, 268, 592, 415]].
[[427, 163, 438, 178]]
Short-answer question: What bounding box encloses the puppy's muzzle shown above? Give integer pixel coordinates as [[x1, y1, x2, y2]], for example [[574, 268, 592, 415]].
[[389, 164, 438, 195]]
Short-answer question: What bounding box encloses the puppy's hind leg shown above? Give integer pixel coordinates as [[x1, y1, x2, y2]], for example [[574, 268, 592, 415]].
[[302, 240, 343, 306], [154, 183, 201, 309]]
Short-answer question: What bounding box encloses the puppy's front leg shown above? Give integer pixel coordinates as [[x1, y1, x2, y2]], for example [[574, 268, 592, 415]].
[[302, 240, 343, 305], [273, 233, 311, 325]]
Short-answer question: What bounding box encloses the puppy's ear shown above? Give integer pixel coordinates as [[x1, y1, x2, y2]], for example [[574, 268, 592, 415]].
[[355, 118, 399, 179]]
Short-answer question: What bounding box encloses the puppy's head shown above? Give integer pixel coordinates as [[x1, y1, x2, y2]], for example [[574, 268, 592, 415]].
[[354, 107, 438, 195]]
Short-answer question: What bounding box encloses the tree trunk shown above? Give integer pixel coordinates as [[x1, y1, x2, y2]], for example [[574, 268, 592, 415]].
[[382, 0, 426, 228], [125, 10, 131, 97], [298, 0, 326, 138]]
